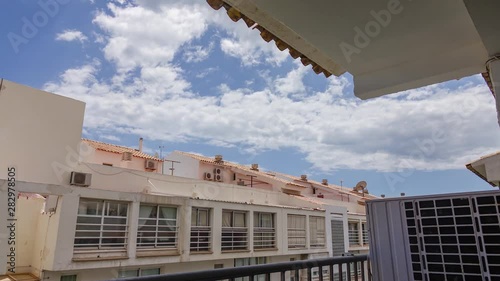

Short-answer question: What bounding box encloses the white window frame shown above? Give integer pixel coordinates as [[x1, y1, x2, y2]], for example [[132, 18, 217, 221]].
[[74, 199, 129, 250], [287, 214, 307, 249], [254, 212, 276, 249], [222, 210, 248, 251], [309, 216, 326, 248], [348, 221, 360, 246], [137, 204, 178, 249], [190, 207, 212, 252]]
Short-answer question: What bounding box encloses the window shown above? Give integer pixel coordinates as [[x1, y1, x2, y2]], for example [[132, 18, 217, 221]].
[[118, 268, 160, 278], [235, 257, 267, 281], [137, 205, 177, 249], [190, 207, 211, 252], [348, 221, 360, 246], [74, 199, 128, 249], [254, 212, 276, 249], [362, 222, 368, 245], [287, 214, 306, 249], [60, 275, 77, 281], [222, 210, 248, 251], [310, 216, 326, 247]]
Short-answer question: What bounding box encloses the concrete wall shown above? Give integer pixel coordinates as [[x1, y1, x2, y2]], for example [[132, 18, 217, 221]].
[[0, 79, 85, 185]]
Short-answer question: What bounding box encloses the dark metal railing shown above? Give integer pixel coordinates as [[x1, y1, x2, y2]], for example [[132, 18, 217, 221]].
[[112, 254, 370, 281]]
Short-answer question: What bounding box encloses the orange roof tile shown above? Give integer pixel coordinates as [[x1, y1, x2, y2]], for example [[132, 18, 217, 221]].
[[82, 139, 163, 161]]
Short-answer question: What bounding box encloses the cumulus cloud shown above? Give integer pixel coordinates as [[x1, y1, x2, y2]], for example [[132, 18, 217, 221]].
[[55, 29, 88, 43], [44, 0, 500, 173], [183, 43, 214, 63]]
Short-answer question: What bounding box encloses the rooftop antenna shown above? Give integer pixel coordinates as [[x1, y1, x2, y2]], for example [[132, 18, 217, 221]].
[[158, 145, 165, 175], [164, 159, 180, 176]]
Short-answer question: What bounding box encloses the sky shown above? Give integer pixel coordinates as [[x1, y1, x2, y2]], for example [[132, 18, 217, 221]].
[[1, 0, 499, 197]]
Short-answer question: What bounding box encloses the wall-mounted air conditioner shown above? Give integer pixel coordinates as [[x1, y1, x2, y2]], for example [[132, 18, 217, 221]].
[[204, 172, 213, 181], [122, 151, 133, 161], [145, 159, 156, 170], [70, 172, 92, 187], [367, 190, 500, 281], [213, 168, 222, 182]]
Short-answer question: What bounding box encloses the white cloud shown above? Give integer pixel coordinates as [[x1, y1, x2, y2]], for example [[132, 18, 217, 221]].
[[55, 29, 88, 43], [219, 20, 289, 66], [44, 1, 500, 173], [93, 2, 210, 72], [44, 58, 500, 172], [183, 43, 214, 63], [101, 134, 121, 142]]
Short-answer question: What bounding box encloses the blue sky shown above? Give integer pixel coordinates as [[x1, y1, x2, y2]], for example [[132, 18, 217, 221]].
[[1, 0, 499, 197]]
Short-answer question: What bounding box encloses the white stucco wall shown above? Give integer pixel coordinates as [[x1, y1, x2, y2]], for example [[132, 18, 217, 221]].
[[164, 152, 200, 179], [0, 79, 85, 185]]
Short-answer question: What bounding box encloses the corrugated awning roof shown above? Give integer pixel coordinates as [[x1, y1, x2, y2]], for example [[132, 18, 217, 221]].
[[82, 139, 163, 161]]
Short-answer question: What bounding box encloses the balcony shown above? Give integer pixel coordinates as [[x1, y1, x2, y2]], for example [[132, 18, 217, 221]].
[[112, 254, 371, 281]]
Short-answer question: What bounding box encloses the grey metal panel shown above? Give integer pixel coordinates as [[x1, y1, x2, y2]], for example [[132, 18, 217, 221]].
[[331, 219, 345, 256], [367, 199, 411, 281]]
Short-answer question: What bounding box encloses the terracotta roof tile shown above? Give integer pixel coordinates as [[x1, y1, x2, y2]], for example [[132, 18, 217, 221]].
[[82, 139, 163, 161]]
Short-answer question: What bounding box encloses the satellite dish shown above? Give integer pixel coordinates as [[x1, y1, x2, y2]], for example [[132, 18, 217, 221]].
[[354, 181, 367, 192]]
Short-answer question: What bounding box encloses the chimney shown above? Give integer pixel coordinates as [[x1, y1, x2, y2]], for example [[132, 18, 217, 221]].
[[381, 194, 386, 198], [215, 154, 223, 162], [321, 179, 328, 185], [251, 164, 259, 171], [139, 137, 143, 152], [300, 174, 307, 181]]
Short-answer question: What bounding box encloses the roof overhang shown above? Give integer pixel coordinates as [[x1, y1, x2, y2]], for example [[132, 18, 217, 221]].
[[212, 0, 498, 100], [466, 151, 500, 187]]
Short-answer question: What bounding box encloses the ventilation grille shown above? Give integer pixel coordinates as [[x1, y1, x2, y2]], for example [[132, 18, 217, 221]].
[[404, 195, 500, 281]]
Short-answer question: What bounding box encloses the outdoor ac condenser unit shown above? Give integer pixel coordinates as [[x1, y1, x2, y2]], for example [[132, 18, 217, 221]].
[[367, 190, 500, 281], [70, 171, 92, 187]]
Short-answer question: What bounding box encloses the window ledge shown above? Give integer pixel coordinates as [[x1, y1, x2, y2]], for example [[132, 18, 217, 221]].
[[254, 248, 278, 252], [73, 249, 128, 261], [136, 249, 179, 258], [221, 250, 251, 254], [189, 250, 214, 255]]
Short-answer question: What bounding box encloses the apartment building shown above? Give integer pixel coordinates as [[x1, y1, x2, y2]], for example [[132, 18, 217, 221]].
[[0, 79, 370, 281]]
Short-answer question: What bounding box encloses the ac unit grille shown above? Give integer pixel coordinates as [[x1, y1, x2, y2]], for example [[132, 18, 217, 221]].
[[404, 195, 500, 281]]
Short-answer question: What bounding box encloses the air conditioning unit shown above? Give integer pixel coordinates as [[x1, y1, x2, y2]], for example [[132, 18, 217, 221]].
[[367, 190, 500, 281], [70, 172, 92, 187], [145, 159, 156, 170], [204, 172, 213, 181], [213, 168, 222, 182], [122, 151, 133, 161]]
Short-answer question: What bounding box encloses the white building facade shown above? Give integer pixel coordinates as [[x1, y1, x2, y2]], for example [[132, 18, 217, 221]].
[[0, 79, 370, 281]]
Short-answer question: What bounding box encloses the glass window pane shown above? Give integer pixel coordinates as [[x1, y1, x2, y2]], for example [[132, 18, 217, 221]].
[[140, 268, 160, 276], [118, 270, 139, 278], [78, 200, 100, 215], [199, 209, 209, 226], [60, 275, 77, 281], [234, 212, 246, 227], [160, 207, 177, 220], [222, 211, 232, 227]]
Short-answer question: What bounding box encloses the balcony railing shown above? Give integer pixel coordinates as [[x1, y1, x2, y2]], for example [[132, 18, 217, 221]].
[[254, 227, 276, 249], [190, 226, 211, 252], [111, 254, 370, 281], [221, 227, 248, 251]]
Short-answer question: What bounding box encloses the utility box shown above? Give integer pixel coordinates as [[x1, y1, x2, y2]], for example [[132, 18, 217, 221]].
[[367, 190, 500, 281]]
